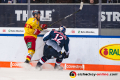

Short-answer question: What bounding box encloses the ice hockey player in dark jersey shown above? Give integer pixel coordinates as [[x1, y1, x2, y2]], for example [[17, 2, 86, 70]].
[[36, 26, 69, 70]]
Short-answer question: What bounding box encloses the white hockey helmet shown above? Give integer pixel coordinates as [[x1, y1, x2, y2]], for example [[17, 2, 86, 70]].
[[59, 26, 66, 33]]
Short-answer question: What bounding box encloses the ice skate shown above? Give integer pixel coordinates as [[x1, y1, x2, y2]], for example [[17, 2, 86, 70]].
[[54, 64, 63, 70], [36, 62, 42, 71], [24, 59, 30, 64]]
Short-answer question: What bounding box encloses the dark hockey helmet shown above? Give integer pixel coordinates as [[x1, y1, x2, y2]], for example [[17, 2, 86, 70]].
[[59, 26, 66, 33], [32, 10, 41, 16]]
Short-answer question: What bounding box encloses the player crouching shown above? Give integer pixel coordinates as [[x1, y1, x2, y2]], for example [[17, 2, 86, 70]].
[[36, 26, 70, 70]]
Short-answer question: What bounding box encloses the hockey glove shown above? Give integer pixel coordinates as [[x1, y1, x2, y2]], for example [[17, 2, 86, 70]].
[[34, 29, 41, 35], [63, 52, 69, 59], [40, 24, 47, 29]]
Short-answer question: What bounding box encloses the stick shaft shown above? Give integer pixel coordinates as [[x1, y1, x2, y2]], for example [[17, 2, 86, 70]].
[[49, 2, 83, 27], [49, 9, 81, 27]]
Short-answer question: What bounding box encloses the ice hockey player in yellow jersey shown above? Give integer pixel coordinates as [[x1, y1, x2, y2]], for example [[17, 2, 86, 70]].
[[24, 10, 47, 63]]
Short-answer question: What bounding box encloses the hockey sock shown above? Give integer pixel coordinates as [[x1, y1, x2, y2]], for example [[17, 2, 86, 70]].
[[37, 56, 48, 66], [55, 58, 63, 65], [26, 49, 35, 62]]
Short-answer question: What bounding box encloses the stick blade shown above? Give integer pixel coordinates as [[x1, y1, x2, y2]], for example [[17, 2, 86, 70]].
[[80, 2, 83, 10]]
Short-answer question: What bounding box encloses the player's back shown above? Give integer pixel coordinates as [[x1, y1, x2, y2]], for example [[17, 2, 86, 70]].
[[43, 30, 69, 52], [50, 30, 67, 47]]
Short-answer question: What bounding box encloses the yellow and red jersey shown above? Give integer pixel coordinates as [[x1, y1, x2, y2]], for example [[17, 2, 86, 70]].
[[24, 17, 42, 39]]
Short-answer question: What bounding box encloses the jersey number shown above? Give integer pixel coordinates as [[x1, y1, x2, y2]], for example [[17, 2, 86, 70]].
[[54, 34, 63, 43]]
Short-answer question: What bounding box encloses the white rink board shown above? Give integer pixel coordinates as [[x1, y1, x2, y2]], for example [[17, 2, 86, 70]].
[[0, 36, 120, 65], [0, 27, 98, 35]]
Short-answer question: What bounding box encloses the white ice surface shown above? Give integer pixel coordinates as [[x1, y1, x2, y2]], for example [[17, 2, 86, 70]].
[[0, 68, 120, 80]]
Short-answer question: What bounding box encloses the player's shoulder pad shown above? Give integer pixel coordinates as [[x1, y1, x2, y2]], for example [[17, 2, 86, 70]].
[[32, 18, 36, 23], [28, 18, 36, 23], [43, 30, 52, 39], [50, 30, 55, 33], [46, 30, 53, 35]]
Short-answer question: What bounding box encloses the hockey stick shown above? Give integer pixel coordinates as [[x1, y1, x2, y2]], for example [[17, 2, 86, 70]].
[[49, 2, 83, 27]]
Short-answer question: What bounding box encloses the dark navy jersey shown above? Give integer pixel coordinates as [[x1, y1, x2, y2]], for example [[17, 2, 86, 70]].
[[43, 30, 69, 53]]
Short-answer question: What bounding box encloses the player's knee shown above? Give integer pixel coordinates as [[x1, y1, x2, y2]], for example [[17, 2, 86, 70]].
[[57, 52, 64, 59], [45, 55, 51, 59]]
